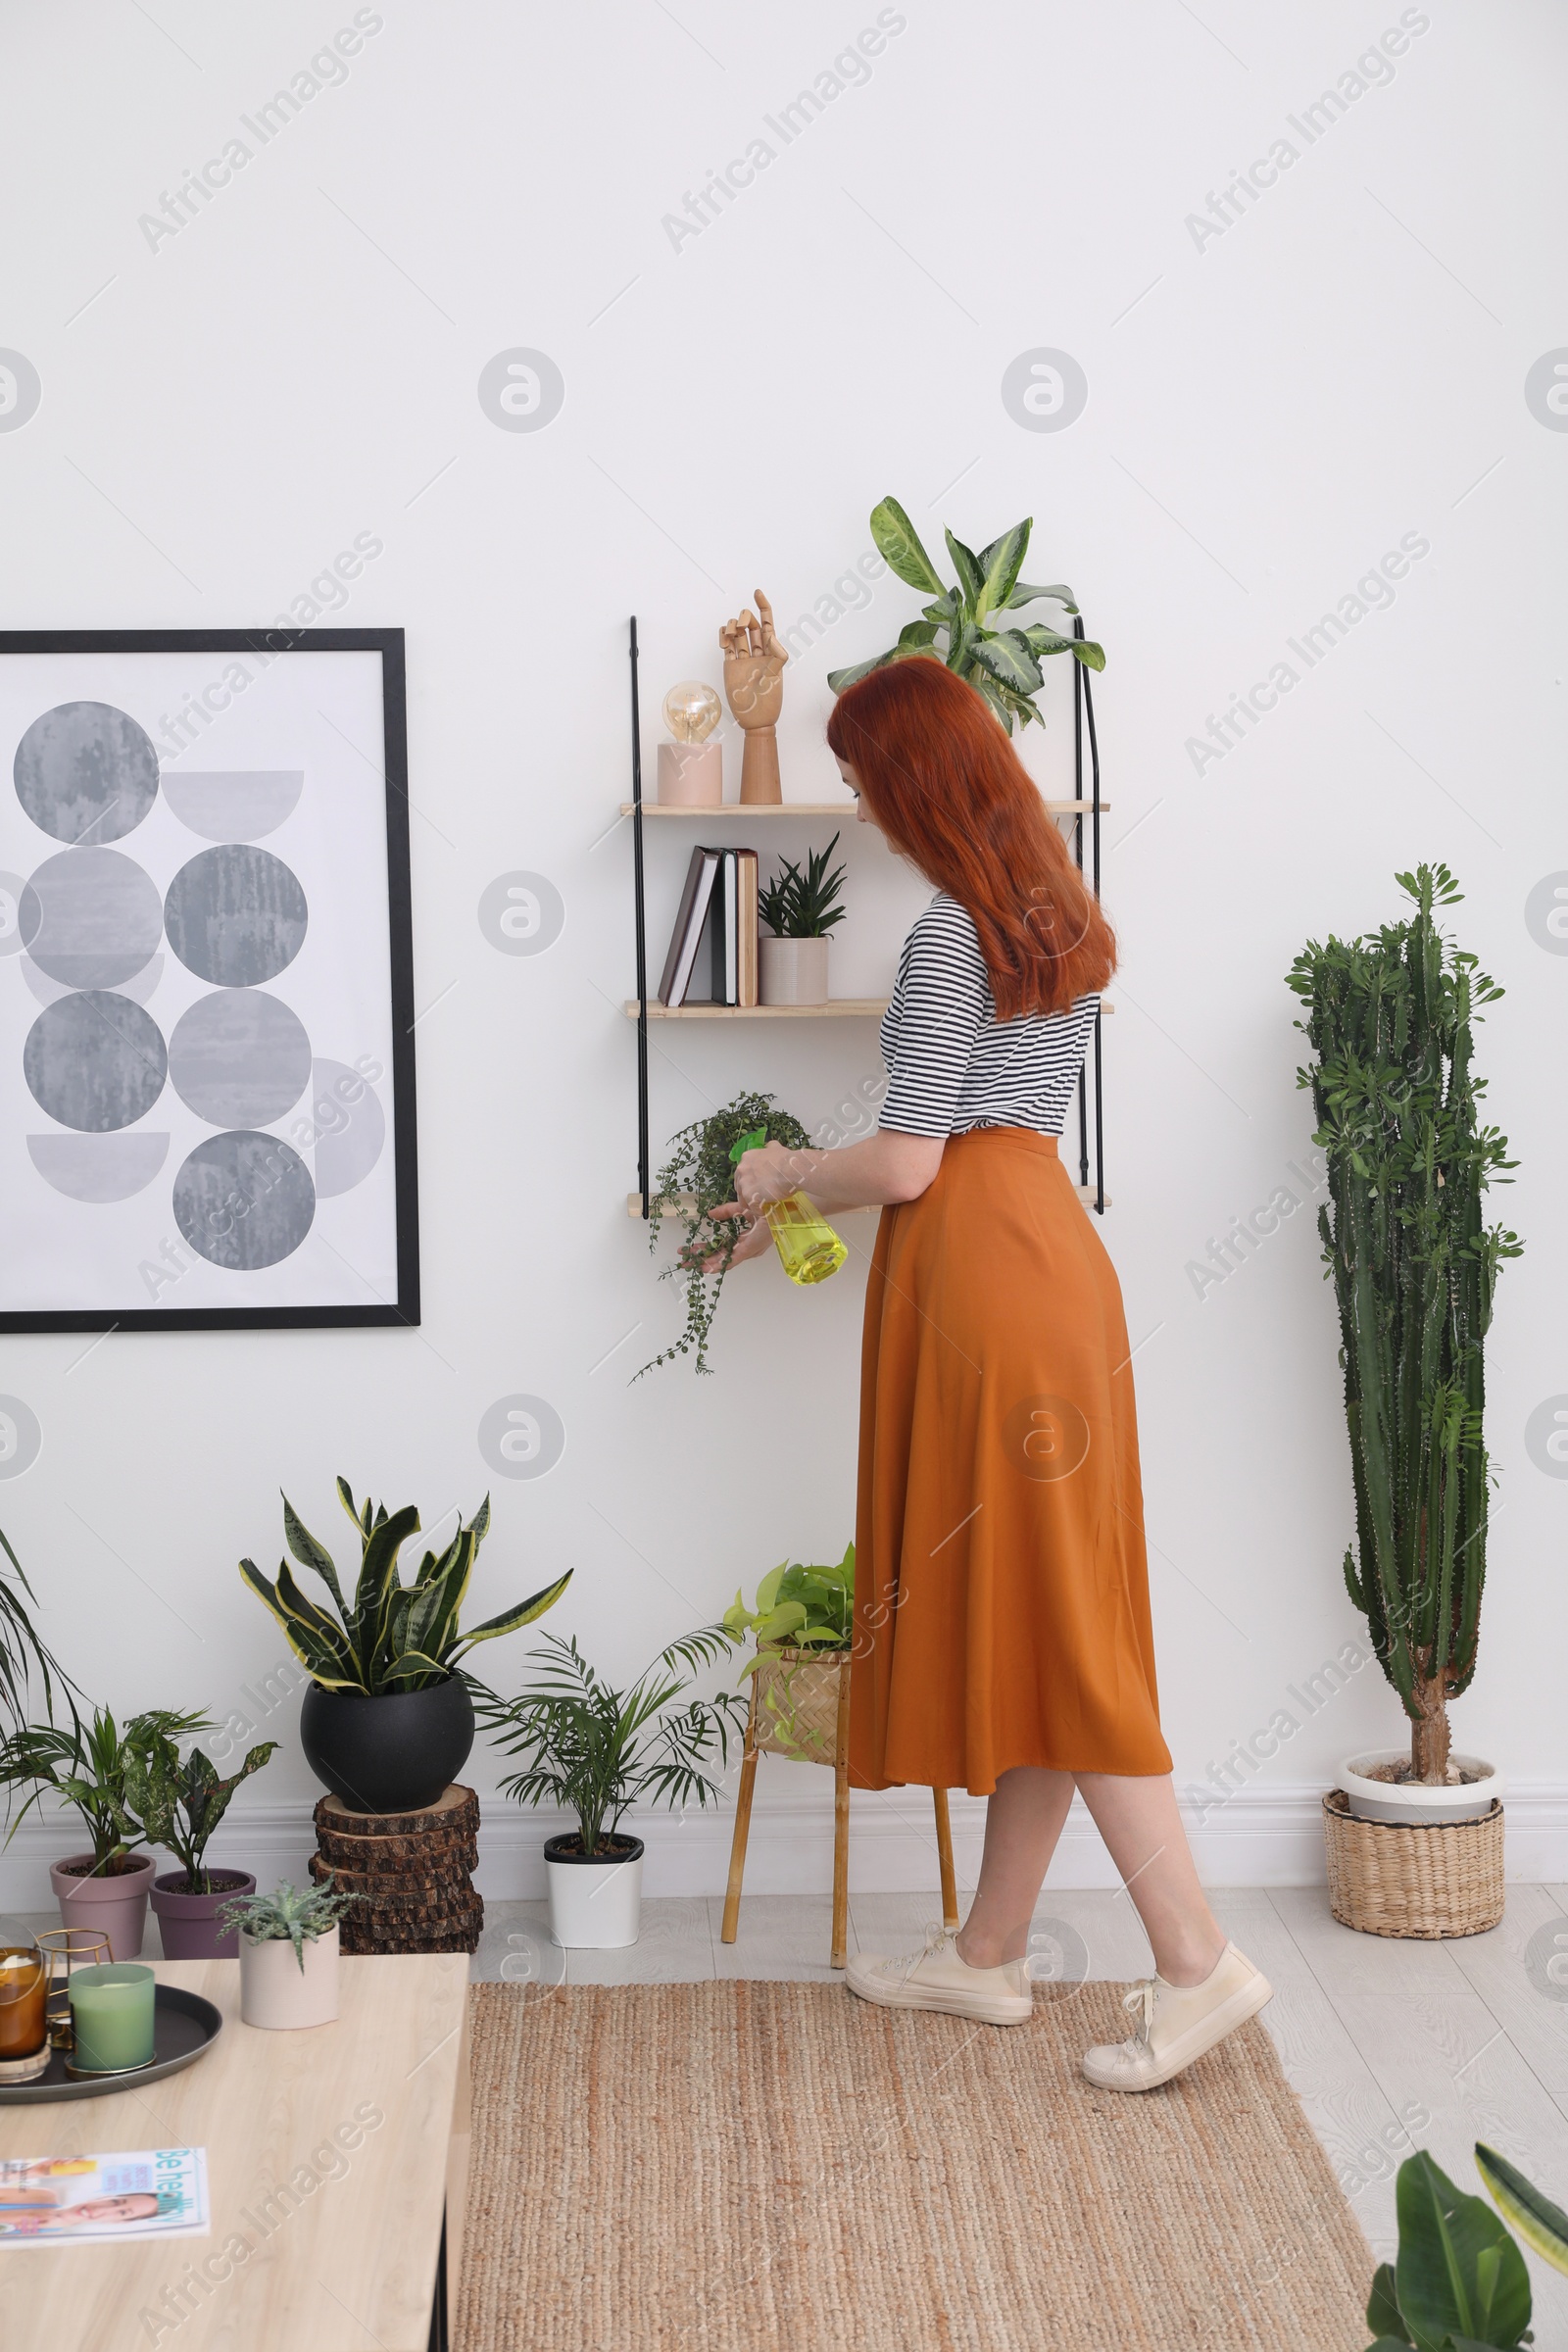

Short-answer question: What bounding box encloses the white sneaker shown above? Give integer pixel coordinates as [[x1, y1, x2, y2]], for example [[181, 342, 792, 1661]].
[[846, 1924, 1033, 2026], [1081, 1941, 1273, 2090]]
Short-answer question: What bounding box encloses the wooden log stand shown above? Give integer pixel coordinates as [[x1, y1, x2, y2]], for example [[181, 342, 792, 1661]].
[[312, 1783, 484, 1956]]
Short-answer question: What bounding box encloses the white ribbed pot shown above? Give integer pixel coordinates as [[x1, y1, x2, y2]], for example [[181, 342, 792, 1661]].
[[1339, 1750, 1502, 1826], [760, 936, 829, 1006], [239, 1924, 340, 2030], [544, 1834, 644, 1948]]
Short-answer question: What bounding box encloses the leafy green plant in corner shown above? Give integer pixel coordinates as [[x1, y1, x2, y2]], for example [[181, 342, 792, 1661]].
[[1360, 2141, 1568, 2350], [122, 1722, 277, 1896], [0, 1525, 77, 1744], [638, 1091, 811, 1378], [827, 497, 1104, 734], [239, 1479, 572, 1694], [218, 1875, 364, 1970], [759, 833, 848, 940], [0, 1705, 211, 1876], [474, 1626, 746, 1859]]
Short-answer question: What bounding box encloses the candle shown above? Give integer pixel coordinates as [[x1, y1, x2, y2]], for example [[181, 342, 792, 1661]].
[[0, 1944, 47, 2061], [69, 1964, 156, 2073]]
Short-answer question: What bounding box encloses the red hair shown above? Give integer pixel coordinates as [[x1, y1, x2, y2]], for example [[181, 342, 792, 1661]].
[[826, 657, 1115, 1018]]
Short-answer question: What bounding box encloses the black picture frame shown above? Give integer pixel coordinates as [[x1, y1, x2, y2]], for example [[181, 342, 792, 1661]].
[[0, 625, 419, 1334]]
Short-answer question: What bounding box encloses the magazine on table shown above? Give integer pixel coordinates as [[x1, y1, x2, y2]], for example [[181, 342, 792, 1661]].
[[0, 2149, 209, 2245]]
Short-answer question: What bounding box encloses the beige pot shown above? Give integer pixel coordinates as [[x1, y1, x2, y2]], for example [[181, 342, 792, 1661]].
[[239, 1924, 339, 2030], [760, 936, 829, 1005], [657, 741, 723, 807]]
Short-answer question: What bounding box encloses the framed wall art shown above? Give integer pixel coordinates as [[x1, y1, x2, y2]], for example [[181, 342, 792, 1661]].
[[0, 627, 419, 1332]]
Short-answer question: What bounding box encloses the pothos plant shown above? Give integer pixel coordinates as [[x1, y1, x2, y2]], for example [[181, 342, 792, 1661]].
[[637, 1091, 811, 1378], [723, 1545, 855, 1761], [827, 497, 1104, 733]]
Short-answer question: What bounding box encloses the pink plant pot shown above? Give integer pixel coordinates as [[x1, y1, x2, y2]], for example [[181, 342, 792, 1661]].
[[49, 1851, 157, 1963], [150, 1870, 257, 1960], [657, 741, 723, 806]]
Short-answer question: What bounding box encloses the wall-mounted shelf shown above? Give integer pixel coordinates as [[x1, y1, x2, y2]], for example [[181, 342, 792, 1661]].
[[625, 1188, 1107, 1219], [618, 799, 1107, 818], [623, 998, 888, 1022]]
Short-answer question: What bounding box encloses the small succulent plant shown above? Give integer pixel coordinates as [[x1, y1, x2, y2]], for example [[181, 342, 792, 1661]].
[[219, 1876, 363, 1971]]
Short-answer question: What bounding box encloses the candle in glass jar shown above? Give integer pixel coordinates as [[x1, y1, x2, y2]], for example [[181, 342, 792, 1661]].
[[0, 1943, 47, 2061], [69, 1964, 156, 2072]]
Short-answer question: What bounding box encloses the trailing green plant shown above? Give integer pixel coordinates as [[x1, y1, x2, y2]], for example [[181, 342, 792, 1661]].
[[0, 1705, 211, 1875], [473, 1626, 746, 1859], [638, 1091, 811, 1378], [723, 1545, 856, 1761], [122, 1723, 277, 1895], [239, 1479, 572, 1695], [218, 1874, 364, 1969], [1360, 2142, 1568, 2350], [759, 833, 848, 940], [0, 1527, 76, 1743], [827, 497, 1104, 733], [1288, 866, 1520, 1785]]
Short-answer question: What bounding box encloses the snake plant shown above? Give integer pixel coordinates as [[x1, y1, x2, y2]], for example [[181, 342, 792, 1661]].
[[826, 496, 1104, 733], [239, 1479, 572, 1695], [1289, 867, 1521, 1784]]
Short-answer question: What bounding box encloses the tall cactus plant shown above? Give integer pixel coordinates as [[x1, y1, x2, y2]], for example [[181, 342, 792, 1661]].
[[1288, 866, 1521, 1783]]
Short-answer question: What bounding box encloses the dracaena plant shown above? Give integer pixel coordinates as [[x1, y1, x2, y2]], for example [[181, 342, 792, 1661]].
[[122, 1724, 277, 1895], [827, 497, 1104, 733], [239, 1479, 573, 1696], [0, 1705, 211, 1875]]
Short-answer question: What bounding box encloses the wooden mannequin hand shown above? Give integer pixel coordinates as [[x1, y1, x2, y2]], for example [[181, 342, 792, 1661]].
[[720, 590, 788, 730]]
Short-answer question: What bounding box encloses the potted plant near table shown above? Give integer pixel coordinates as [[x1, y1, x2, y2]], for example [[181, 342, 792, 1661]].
[[0, 1703, 209, 1961], [758, 834, 848, 1007], [722, 1545, 856, 1765], [639, 1091, 813, 1377], [474, 1627, 745, 1949], [240, 1480, 572, 1817], [1289, 864, 1521, 1936], [124, 1722, 277, 1960], [1, 1527, 74, 1743], [220, 1877, 363, 2031]]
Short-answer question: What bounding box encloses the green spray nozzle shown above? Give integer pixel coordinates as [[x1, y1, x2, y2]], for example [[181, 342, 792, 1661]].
[[728, 1125, 768, 1165]]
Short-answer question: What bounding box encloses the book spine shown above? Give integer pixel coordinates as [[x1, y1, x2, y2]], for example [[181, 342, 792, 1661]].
[[737, 850, 759, 1007], [664, 849, 720, 1007]]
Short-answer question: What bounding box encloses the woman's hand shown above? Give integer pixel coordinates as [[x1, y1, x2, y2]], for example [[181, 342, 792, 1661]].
[[732, 1140, 812, 1210], [687, 1202, 774, 1276]]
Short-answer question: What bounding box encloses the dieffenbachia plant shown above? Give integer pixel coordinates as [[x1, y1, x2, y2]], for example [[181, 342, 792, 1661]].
[[123, 1727, 277, 1894]]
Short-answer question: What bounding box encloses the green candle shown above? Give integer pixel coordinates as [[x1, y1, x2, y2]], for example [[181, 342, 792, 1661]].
[[69, 1963, 156, 2072]]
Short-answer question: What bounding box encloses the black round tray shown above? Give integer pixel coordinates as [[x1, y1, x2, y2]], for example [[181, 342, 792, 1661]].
[[0, 1984, 223, 2105]]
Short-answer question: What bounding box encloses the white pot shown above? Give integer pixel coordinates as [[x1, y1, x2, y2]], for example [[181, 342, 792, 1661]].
[[1339, 1750, 1503, 1826], [239, 1924, 340, 2029], [544, 1835, 644, 1949], [760, 936, 829, 1006]]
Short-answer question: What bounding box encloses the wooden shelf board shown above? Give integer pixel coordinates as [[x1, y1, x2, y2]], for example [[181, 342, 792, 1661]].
[[625, 1188, 1108, 1217], [625, 998, 888, 1020], [618, 800, 1107, 817]]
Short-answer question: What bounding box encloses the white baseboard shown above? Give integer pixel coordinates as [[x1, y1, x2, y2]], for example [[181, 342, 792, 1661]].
[[5, 1779, 1564, 1911]]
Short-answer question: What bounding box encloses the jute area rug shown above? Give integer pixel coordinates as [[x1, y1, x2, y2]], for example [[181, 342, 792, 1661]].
[[457, 1980, 1370, 2352]]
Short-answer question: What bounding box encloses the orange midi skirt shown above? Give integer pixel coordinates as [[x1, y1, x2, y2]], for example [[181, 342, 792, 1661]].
[[849, 1128, 1172, 1795]]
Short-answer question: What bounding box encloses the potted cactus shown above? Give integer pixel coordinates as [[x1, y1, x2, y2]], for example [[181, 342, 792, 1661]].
[[126, 1723, 277, 1959], [220, 1878, 362, 2030], [1290, 866, 1520, 1931]]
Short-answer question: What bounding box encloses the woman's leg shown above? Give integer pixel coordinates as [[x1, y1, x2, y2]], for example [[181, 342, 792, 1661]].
[[955, 1765, 1077, 1968], [1074, 1772, 1227, 1986]]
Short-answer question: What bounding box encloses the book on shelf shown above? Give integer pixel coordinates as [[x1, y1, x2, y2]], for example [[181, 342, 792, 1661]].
[[659, 845, 759, 1008], [657, 847, 721, 1006]]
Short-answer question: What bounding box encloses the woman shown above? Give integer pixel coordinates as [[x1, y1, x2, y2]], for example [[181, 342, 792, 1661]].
[[719, 658, 1271, 2090]]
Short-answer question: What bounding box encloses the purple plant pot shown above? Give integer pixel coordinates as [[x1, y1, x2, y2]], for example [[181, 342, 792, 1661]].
[[149, 1869, 257, 1960], [50, 1851, 157, 1963]]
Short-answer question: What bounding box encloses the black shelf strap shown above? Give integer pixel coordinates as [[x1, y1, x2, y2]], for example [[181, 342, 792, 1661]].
[[630, 617, 650, 1216]]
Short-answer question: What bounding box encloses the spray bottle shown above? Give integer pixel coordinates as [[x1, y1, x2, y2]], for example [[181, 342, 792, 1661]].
[[728, 1126, 848, 1288]]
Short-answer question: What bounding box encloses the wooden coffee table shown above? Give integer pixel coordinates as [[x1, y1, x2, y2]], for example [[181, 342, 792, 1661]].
[[0, 1953, 470, 2352]]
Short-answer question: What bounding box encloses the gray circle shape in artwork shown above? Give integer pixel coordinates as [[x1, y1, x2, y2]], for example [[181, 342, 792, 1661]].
[[24, 991, 168, 1132], [0, 350, 42, 433], [309, 1057, 386, 1198], [168, 990, 313, 1128], [0, 1396, 42, 1479], [1524, 871, 1568, 955], [478, 1394, 565, 1481], [1524, 349, 1568, 431], [477, 870, 565, 956], [161, 769, 304, 842], [164, 845, 309, 986], [172, 1132, 316, 1270], [14, 702, 160, 842], [477, 348, 565, 432], [1525, 1395, 1568, 1478], [0, 869, 25, 956], [1000, 347, 1090, 433], [19, 846, 165, 989]]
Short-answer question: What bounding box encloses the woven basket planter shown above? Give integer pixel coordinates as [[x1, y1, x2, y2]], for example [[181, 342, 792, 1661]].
[[1322, 1788, 1504, 1938], [749, 1646, 847, 1766]]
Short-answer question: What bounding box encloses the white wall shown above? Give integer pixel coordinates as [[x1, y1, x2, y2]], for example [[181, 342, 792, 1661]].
[[2, 0, 1564, 1901]]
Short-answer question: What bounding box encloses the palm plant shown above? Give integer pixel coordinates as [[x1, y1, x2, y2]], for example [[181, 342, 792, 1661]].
[[759, 835, 848, 940], [239, 1480, 572, 1694], [1289, 866, 1521, 1784], [219, 1875, 363, 1970], [1, 1527, 76, 1742], [0, 1705, 210, 1875], [827, 496, 1104, 732], [474, 1627, 745, 1858], [122, 1725, 277, 1894]]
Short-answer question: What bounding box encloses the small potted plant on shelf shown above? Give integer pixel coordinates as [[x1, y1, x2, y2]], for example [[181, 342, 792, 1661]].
[[722, 1545, 856, 1766], [220, 1877, 363, 2031], [639, 1091, 813, 1378], [240, 1480, 572, 1817], [758, 833, 847, 1007], [125, 1723, 277, 1960], [0, 1704, 209, 1961], [474, 1626, 745, 1950], [1289, 865, 1521, 1937]]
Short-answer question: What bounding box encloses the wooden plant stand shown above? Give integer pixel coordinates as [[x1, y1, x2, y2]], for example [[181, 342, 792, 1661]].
[[721, 1646, 958, 1970], [311, 1782, 484, 1955]]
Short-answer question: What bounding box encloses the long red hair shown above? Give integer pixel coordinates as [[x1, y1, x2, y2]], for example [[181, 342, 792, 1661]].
[[826, 657, 1115, 1018]]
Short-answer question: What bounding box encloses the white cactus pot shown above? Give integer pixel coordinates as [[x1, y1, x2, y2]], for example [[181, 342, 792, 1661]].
[[1338, 1750, 1502, 1827], [239, 1924, 340, 2030]]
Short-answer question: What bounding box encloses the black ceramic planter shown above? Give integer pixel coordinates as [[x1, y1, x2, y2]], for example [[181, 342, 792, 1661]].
[[299, 1677, 475, 1815]]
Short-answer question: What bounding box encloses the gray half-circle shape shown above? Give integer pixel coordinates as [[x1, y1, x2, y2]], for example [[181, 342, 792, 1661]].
[[20, 846, 164, 989], [27, 1132, 170, 1202], [13, 701, 160, 843], [172, 1131, 315, 1269], [161, 770, 304, 842], [23, 991, 168, 1132], [164, 845, 309, 986], [309, 1056, 387, 1197], [20, 952, 161, 1008], [169, 990, 312, 1127]]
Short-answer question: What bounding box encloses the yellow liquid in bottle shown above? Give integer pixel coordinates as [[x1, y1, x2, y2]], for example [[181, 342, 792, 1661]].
[[765, 1193, 848, 1287]]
